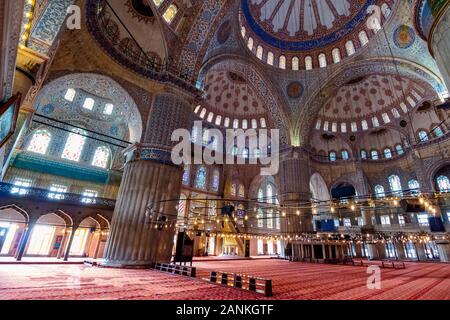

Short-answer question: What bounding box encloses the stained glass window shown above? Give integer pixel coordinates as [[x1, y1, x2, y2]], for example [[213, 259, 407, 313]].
[[82, 98, 95, 110], [230, 183, 237, 196], [374, 185, 385, 198], [103, 103, 114, 115], [418, 131, 428, 142], [267, 210, 273, 228], [395, 144, 404, 155], [437, 175, 450, 192], [92, 146, 110, 168], [64, 88, 76, 102], [388, 175, 403, 196], [408, 179, 420, 195], [329, 151, 337, 161], [163, 4, 178, 24], [341, 150, 349, 160], [257, 188, 264, 202], [209, 200, 216, 217], [360, 150, 367, 159], [238, 184, 245, 198], [211, 170, 220, 192], [27, 130, 51, 155], [257, 209, 263, 228], [62, 129, 86, 162], [196, 166, 207, 189], [384, 148, 392, 159], [371, 150, 379, 160], [267, 184, 273, 203]]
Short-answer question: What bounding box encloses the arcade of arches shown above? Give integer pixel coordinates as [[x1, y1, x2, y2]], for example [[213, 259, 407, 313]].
[[1, 0, 450, 300]]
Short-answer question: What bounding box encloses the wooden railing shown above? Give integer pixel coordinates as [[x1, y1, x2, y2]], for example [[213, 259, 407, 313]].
[[207, 271, 273, 297], [150, 262, 196, 277]]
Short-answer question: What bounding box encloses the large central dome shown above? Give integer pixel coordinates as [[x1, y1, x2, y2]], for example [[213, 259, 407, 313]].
[[239, 0, 396, 70], [243, 0, 373, 50]]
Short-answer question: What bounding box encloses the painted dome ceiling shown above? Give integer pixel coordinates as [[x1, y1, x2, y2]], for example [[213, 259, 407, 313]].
[[314, 74, 434, 133], [240, 0, 396, 67]]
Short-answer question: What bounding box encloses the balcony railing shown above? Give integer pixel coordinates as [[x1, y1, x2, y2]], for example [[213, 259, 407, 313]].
[[0, 182, 115, 209]]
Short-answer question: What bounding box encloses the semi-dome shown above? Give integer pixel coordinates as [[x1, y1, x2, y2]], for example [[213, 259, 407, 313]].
[[240, 0, 396, 70]]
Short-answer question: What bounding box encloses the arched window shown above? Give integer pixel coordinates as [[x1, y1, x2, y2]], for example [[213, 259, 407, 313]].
[[382, 113, 390, 124], [267, 209, 273, 229], [408, 179, 420, 195], [182, 167, 190, 185], [253, 148, 261, 158], [92, 146, 110, 168], [233, 119, 239, 129], [395, 144, 404, 155], [257, 188, 264, 202], [211, 170, 220, 192], [433, 126, 444, 137], [224, 117, 230, 127], [199, 108, 207, 118], [371, 150, 379, 160], [82, 98, 95, 110], [345, 41, 355, 56], [243, 148, 249, 159], [64, 88, 76, 102], [103, 103, 114, 115], [257, 209, 263, 228], [332, 48, 341, 63], [374, 185, 385, 199], [207, 112, 214, 122], [231, 145, 239, 156], [384, 148, 392, 159], [358, 31, 369, 46], [62, 129, 86, 162], [318, 53, 327, 68], [251, 119, 258, 129], [360, 149, 367, 159], [238, 184, 245, 198], [372, 116, 379, 127], [305, 56, 313, 70], [163, 4, 178, 24], [240, 26, 246, 37], [260, 118, 267, 128], [329, 151, 337, 162], [242, 119, 248, 129], [230, 183, 237, 196], [27, 130, 51, 155], [215, 115, 222, 126], [361, 120, 369, 130], [195, 166, 207, 189], [292, 57, 299, 70], [266, 184, 273, 203], [267, 52, 274, 66], [418, 130, 428, 142], [247, 37, 254, 51], [256, 46, 263, 60], [381, 3, 391, 18], [437, 175, 450, 192], [341, 150, 349, 160], [388, 175, 403, 196], [279, 55, 286, 69]]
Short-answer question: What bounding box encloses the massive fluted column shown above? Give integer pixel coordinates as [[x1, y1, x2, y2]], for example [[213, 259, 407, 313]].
[[103, 93, 191, 267], [277, 147, 313, 235], [429, 1, 450, 90]]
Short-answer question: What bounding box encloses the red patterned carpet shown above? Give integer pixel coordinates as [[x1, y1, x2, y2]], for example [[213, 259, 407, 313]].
[[0, 260, 449, 300]]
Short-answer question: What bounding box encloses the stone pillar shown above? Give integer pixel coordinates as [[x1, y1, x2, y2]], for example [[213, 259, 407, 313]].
[[436, 241, 450, 262], [57, 228, 70, 259], [415, 242, 428, 261], [93, 231, 103, 259], [395, 241, 406, 260], [430, 2, 450, 90], [103, 93, 192, 267], [64, 225, 79, 261], [277, 148, 313, 234], [15, 220, 36, 261]]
